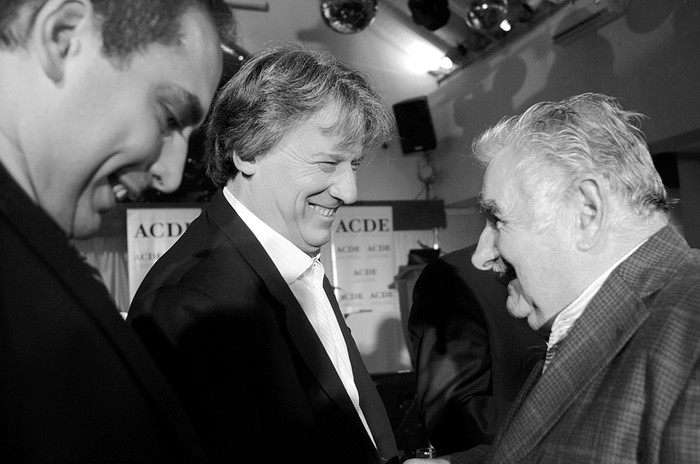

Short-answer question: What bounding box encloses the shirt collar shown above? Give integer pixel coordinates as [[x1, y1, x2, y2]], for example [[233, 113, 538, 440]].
[[223, 186, 314, 284]]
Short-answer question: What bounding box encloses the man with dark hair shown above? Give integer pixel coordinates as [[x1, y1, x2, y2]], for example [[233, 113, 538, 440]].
[[0, 0, 236, 461], [128, 44, 399, 464], [407, 94, 700, 463]]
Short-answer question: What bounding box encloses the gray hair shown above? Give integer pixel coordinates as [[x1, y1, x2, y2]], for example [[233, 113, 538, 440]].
[[205, 43, 394, 187], [473, 92, 670, 224]]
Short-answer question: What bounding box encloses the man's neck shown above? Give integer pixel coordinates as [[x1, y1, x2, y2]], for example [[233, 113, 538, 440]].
[[0, 128, 37, 203], [559, 216, 668, 315]]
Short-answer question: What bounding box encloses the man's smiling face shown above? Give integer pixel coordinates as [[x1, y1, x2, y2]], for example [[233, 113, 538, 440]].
[[242, 105, 362, 256], [471, 147, 574, 330]]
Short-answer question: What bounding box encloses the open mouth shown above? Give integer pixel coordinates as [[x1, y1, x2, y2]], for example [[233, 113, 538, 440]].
[[309, 203, 336, 218], [108, 173, 139, 202], [112, 183, 129, 202]]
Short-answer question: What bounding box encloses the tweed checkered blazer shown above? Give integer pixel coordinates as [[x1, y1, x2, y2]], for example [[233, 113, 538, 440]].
[[450, 224, 700, 464]]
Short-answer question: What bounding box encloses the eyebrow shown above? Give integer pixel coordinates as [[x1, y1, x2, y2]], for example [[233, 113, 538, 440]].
[[157, 85, 205, 128], [477, 194, 501, 224], [322, 150, 365, 164]]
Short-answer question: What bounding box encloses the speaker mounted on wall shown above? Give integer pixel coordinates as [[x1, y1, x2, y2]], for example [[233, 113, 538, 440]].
[[393, 96, 437, 155]]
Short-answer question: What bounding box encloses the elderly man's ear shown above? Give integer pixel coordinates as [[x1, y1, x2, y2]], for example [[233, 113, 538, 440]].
[[575, 178, 605, 251], [30, 0, 92, 82]]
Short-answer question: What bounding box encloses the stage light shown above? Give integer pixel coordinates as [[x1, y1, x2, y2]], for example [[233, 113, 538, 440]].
[[465, 0, 510, 34], [408, 0, 451, 31], [406, 41, 446, 74], [320, 0, 378, 34], [439, 56, 454, 70]]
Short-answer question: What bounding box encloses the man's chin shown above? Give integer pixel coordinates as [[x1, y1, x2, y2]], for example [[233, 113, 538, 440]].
[[302, 230, 331, 249], [506, 298, 531, 320], [506, 279, 534, 319], [69, 213, 103, 240]]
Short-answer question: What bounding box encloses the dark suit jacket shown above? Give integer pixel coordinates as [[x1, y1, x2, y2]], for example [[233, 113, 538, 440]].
[[450, 225, 700, 464], [128, 190, 398, 464], [408, 245, 545, 455], [0, 163, 209, 463]]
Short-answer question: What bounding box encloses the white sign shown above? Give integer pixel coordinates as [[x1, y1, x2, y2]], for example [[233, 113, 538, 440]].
[[126, 208, 201, 302], [326, 206, 405, 373]]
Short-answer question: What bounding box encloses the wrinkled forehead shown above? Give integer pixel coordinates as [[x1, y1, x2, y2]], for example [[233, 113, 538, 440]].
[[292, 104, 359, 155], [480, 148, 528, 218], [317, 103, 364, 152], [316, 102, 345, 133], [482, 148, 517, 196]]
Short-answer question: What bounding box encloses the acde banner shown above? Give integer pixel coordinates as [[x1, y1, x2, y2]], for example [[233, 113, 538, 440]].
[[126, 208, 201, 302], [326, 205, 404, 373]]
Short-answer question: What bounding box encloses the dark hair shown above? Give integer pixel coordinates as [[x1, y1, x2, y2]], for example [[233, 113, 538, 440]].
[[0, 0, 237, 59], [205, 43, 394, 187]]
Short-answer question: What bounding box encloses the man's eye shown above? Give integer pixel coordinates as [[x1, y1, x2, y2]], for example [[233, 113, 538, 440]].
[[488, 217, 502, 229], [351, 160, 362, 171], [160, 107, 181, 134], [319, 161, 337, 172], [166, 115, 180, 130], [482, 210, 500, 228]]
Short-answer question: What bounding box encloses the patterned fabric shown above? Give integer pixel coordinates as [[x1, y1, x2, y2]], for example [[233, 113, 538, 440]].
[[542, 242, 642, 373]]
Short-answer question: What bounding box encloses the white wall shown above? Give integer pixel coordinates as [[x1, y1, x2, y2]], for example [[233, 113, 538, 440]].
[[426, 0, 700, 250]]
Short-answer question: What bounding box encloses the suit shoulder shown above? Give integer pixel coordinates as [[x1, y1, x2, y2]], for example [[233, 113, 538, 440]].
[[133, 232, 262, 308]]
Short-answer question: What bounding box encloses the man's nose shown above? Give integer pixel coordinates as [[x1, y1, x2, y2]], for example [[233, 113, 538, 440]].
[[329, 164, 358, 205], [472, 224, 499, 271], [149, 134, 188, 193]]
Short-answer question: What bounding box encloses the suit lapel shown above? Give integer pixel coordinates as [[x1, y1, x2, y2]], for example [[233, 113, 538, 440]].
[[0, 166, 209, 463], [207, 192, 368, 434], [325, 278, 398, 458]]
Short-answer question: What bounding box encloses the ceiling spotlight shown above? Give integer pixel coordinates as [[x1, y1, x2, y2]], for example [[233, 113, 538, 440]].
[[439, 56, 454, 70], [320, 0, 378, 34], [465, 0, 510, 34], [408, 0, 451, 31]]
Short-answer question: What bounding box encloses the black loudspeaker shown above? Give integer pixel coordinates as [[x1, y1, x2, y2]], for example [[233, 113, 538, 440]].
[[393, 96, 437, 155]]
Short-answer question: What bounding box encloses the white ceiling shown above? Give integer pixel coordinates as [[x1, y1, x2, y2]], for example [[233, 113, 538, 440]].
[[229, 1, 568, 105], [230, 0, 475, 105]]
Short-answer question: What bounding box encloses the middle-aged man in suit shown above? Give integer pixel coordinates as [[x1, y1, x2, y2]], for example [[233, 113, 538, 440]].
[[0, 0, 236, 462], [128, 44, 399, 464], [408, 243, 545, 456], [407, 93, 700, 464]]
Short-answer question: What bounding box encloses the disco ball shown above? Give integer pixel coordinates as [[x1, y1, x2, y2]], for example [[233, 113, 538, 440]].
[[320, 0, 378, 34], [465, 0, 509, 34]]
